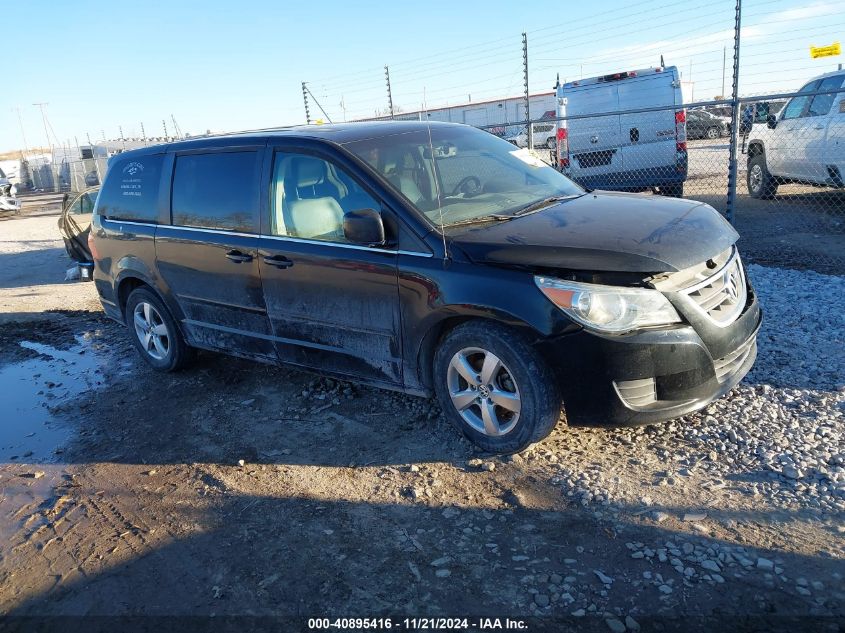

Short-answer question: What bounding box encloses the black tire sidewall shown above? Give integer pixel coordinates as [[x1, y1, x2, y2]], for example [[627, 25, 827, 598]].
[[748, 154, 775, 199], [125, 287, 187, 371], [433, 322, 561, 454]]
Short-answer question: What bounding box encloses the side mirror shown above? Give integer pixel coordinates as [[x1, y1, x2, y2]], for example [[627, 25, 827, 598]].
[[343, 208, 385, 245], [767, 114, 778, 129]]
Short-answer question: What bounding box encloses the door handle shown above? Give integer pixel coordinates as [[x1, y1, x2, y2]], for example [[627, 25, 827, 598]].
[[263, 255, 294, 269], [225, 250, 253, 263], [813, 125, 824, 130]]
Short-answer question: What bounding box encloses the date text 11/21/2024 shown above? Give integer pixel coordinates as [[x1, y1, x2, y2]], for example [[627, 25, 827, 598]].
[[307, 617, 529, 630]]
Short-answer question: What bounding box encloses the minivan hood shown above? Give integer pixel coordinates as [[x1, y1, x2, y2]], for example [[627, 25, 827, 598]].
[[449, 191, 739, 273]]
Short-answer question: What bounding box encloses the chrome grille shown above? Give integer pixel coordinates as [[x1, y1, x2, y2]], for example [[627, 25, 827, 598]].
[[681, 250, 746, 327], [713, 338, 756, 384]]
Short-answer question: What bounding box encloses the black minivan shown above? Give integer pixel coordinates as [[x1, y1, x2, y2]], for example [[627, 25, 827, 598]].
[[84, 122, 760, 453]]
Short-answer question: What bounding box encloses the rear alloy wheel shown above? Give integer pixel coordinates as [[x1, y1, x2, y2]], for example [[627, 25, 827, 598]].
[[433, 321, 562, 453], [546, 136, 557, 151], [747, 153, 778, 199], [125, 287, 193, 371], [706, 126, 721, 140]]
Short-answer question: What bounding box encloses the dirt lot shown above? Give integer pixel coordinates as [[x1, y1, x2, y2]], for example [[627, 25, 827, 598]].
[[0, 199, 843, 632]]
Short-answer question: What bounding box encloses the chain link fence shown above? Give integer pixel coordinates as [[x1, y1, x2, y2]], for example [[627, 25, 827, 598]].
[[488, 84, 845, 276], [9, 86, 843, 276]]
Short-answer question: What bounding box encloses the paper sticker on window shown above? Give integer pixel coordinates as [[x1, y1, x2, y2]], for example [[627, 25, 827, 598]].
[[840, 100, 845, 113], [121, 161, 145, 197], [510, 148, 547, 168]]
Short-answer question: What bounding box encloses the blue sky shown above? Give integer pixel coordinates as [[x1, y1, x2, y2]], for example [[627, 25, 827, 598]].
[[2, 0, 843, 152]]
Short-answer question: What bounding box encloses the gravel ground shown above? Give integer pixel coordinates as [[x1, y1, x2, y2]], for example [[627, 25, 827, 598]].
[[0, 210, 843, 631]]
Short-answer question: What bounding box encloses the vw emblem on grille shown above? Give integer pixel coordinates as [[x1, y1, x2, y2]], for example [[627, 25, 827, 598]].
[[724, 268, 740, 302]]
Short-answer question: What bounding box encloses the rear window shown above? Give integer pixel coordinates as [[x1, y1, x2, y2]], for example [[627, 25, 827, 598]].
[[97, 154, 164, 222], [171, 151, 260, 233], [807, 75, 844, 117]]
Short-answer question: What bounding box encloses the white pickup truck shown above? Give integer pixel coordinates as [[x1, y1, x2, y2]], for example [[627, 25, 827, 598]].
[[746, 70, 844, 198]]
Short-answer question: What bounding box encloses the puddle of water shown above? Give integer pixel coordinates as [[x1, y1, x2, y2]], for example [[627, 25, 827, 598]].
[[0, 336, 108, 462]]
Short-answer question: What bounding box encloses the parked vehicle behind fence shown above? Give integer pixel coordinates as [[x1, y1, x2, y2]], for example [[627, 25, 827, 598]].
[[74, 121, 759, 453], [745, 70, 845, 199], [504, 122, 557, 149], [686, 109, 728, 140], [554, 66, 688, 197]]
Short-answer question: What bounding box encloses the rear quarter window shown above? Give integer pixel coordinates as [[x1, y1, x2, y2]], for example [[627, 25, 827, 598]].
[[97, 154, 164, 222]]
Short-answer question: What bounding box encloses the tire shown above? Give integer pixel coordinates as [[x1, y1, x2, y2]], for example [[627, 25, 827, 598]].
[[659, 183, 684, 198], [546, 136, 557, 151], [433, 321, 562, 454], [747, 153, 778, 199], [706, 126, 721, 140], [125, 287, 193, 371]]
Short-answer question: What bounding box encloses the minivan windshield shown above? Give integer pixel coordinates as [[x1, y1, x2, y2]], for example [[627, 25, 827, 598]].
[[341, 125, 583, 229]]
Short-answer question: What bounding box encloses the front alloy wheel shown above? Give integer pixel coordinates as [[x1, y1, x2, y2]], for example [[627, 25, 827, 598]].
[[447, 347, 521, 436], [433, 321, 562, 453], [747, 153, 777, 199]]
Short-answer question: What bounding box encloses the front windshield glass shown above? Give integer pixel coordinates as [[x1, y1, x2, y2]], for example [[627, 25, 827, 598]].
[[341, 125, 583, 229]]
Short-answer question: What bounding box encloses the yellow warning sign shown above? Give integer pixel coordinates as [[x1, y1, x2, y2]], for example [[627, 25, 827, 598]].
[[810, 42, 841, 58]]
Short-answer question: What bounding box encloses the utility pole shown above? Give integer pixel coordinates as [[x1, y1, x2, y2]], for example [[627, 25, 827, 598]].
[[171, 114, 182, 139], [522, 32, 531, 149], [32, 102, 52, 151], [721, 46, 727, 98], [162, 119, 169, 139], [726, 0, 742, 224], [385, 65, 395, 120], [301, 83, 333, 123], [12, 106, 29, 157], [140, 122, 146, 143], [86, 132, 102, 184], [302, 81, 312, 124]]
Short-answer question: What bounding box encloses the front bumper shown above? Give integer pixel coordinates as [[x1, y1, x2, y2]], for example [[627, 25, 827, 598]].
[[0, 196, 21, 212], [538, 286, 762, 427], [566, 161, 688, 191]]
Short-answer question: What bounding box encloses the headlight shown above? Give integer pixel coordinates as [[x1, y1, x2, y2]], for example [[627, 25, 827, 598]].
[[534, 276, 681, 334]]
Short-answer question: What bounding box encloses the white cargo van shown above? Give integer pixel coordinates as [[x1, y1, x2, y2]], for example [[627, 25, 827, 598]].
[[554, 67, 688, 196]]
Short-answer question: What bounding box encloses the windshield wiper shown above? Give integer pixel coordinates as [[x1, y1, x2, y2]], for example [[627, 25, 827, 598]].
[[442, 194, 583, 228], [511, 194, 581, 217], [443, 214, 512, 228]]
